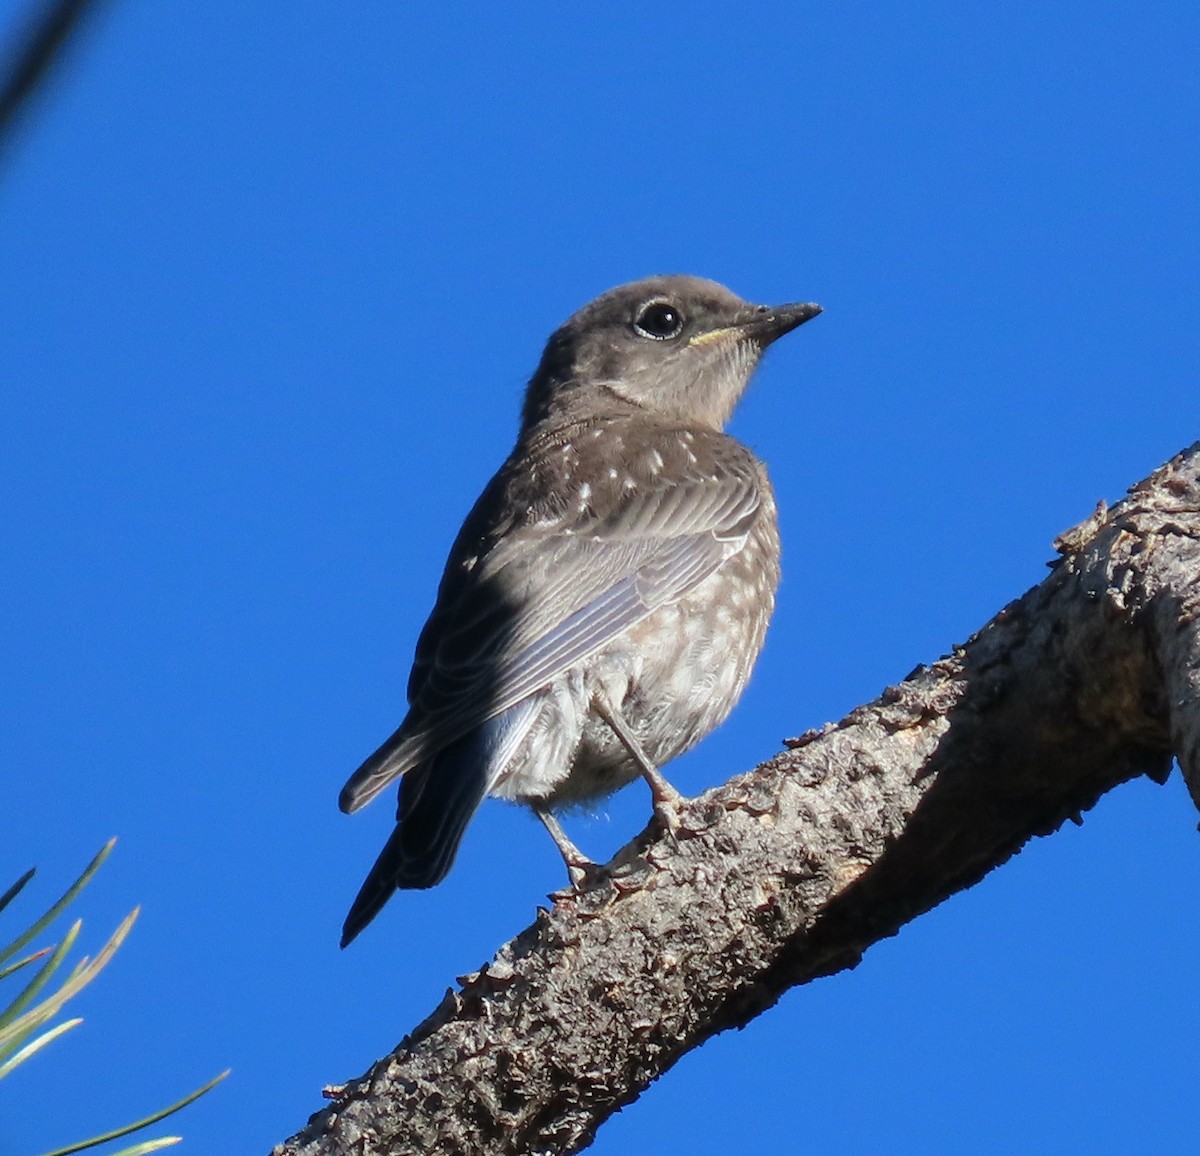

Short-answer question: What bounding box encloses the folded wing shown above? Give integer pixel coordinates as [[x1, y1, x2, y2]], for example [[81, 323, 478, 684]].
[[339, 442, 763, 813]]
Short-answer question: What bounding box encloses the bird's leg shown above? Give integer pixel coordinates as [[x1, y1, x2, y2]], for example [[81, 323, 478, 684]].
[[593, 691, 685, 833], [534, 804, 598, 887]]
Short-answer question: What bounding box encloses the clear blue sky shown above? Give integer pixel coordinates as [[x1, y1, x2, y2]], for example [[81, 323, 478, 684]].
[[3, 4, 1199, 1153]]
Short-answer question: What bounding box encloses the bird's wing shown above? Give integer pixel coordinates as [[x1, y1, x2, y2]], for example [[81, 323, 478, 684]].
[[340, 439, 764, 813]]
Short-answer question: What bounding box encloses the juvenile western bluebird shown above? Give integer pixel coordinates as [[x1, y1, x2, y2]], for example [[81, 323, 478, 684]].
[[339, 275, 820, 946]]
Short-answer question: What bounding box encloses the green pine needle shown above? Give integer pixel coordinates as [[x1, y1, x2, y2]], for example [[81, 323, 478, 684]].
[[34, 1069, 230, 1156], [0, 944, 52, 983], [0, 868, 36, 918], [2, 841, 228, 1152], [0, 840, 116, 968], [0, 1017, 82, 1079]]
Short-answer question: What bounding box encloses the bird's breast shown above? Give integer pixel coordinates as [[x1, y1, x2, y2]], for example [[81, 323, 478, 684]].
[[504, 500, 781, 807], [621, 503, 781, 755]]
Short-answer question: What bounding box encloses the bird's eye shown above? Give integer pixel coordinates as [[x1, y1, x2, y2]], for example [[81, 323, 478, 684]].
[[633, 301, 685, 341]]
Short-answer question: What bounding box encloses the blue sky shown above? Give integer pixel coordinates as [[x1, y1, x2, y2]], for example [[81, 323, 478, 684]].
[[2, 3, 1198, 1153]]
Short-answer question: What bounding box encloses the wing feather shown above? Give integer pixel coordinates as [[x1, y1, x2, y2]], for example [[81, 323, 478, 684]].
[[340, 428, 764, 812]]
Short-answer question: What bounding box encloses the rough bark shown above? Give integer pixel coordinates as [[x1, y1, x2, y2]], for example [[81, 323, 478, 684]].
[[273, 443, 1200, 1156]]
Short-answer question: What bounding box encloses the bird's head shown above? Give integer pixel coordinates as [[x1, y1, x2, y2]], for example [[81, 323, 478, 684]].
[[522, 275, 821, 432]]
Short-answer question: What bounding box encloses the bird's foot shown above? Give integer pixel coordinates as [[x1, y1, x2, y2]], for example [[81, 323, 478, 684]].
[[565, 857, 610, 889], [534, 804, 603, 888], [593, 690, 688, 840], [651, 794, 684, 849], [547, 854, 610, 904], [642, 761, 686, 843]]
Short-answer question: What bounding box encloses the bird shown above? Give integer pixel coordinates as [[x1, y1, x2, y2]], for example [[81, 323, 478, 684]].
[[338, 275, 820, 946]]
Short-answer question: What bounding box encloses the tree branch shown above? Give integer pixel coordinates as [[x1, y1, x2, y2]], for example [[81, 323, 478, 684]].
[[273, 442, 1200, 1156]]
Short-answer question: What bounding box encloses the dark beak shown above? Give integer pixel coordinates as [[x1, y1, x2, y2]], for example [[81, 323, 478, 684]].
[[741, 300, 822, 347]]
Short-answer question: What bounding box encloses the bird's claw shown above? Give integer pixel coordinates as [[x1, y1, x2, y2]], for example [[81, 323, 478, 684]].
[[547, 857, 609, 903], [651, 791, 685, 848], [567, 857, 609, 888]]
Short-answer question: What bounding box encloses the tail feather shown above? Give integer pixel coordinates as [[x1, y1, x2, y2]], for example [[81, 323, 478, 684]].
[[340, 757, 488, 947], [340, 699, 540, 947], [338, 724, 427, 814]]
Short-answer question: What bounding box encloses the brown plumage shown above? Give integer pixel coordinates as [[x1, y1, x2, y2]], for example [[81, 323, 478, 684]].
[[339, 275, 820, 945]]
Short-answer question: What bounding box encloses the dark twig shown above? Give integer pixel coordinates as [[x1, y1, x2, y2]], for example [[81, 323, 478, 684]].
[[0, 0, 109, 160]]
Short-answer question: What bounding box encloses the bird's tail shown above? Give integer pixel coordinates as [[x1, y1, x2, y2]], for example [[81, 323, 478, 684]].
[[338, 725, 427, 814], [340, 699, 540, 947], [340, 751, 490, 947]]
